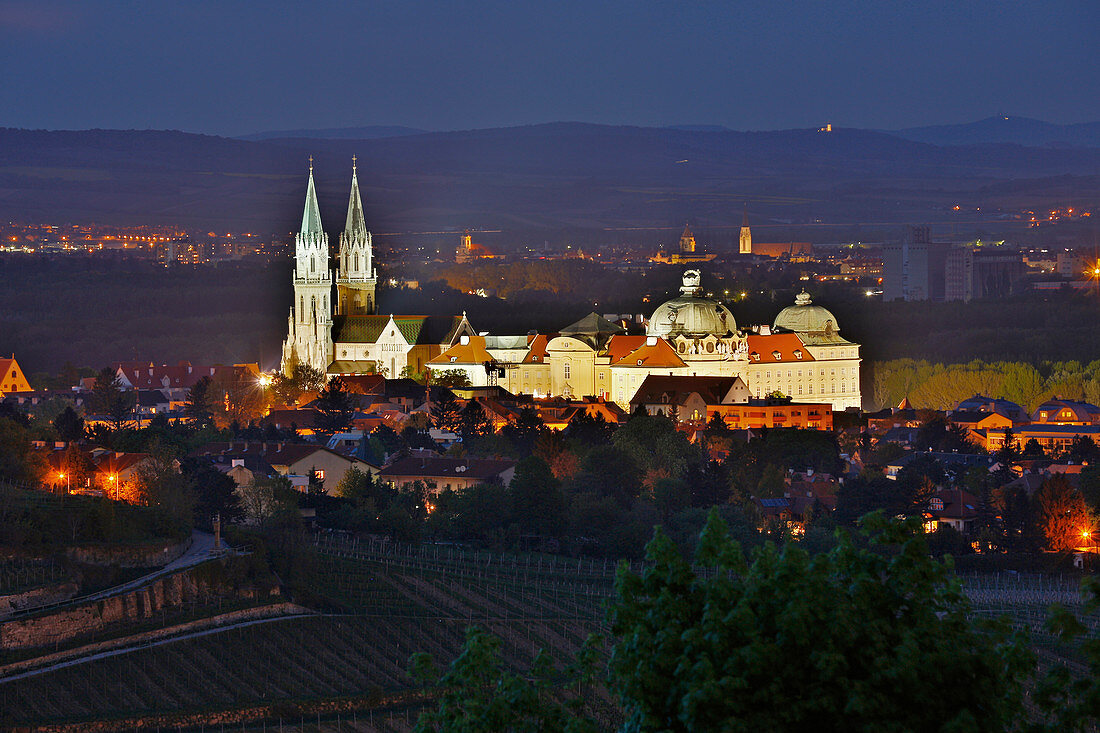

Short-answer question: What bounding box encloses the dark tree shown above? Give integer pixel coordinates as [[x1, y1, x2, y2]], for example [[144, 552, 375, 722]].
[[183, 459, 241, 528], [315, 376, 356, 433], [508, 456, 565, 536], [502, 406, 543, 453], [458, 399, 493, 440], [91, 367, 134, 430], [185, 375, 214, 426], [430, 391, 463, 433], [52, 405, 85, 442], [578, 445, 642, 505]]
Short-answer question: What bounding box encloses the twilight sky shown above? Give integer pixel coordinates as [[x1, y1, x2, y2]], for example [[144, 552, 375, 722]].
[[2, 0, 1097, 135]]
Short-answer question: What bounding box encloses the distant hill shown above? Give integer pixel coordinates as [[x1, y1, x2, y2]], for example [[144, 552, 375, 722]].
[[890, 116, 1100, 148], [238, 125, 427, 141], [1, 122, 1099, 236]]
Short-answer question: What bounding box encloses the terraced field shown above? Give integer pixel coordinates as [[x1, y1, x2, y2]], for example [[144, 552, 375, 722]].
[[0, 537, 612, 729], [3, 533, 1097, 730]]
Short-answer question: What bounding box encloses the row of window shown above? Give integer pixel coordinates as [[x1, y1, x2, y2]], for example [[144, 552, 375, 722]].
[[760, 367, 852, 379]]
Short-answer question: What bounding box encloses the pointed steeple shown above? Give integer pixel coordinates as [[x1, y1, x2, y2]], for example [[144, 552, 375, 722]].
[[300, 156, 324, 236], [741, 205, 749, 228], [344, 155, 367, 235]]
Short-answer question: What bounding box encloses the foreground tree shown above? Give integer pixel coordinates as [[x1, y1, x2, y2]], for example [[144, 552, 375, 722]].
[[411, 626, 600, 733], [608, 510, 1032, 732]]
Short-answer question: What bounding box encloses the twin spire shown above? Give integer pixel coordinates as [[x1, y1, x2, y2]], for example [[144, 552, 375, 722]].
[[299, 156, 367, 237]]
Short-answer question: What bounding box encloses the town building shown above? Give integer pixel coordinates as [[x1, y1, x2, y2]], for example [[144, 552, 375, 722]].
[[737, 211, 813, 259], [190, 441, 375, 495], [377, 451, 517, 494], [629, 374, 833, 429], [0, 356, 32, 396]]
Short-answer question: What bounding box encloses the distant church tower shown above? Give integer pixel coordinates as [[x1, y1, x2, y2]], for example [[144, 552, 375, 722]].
[[336, 156, 377, 315], [739, 206, 752, 254], [282, 158, 334, 374], [679, 223, 696, 254]]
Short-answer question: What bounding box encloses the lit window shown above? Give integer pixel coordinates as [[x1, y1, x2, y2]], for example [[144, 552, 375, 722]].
[[564, 364, 571, 379], [315, 470, 325, 481]]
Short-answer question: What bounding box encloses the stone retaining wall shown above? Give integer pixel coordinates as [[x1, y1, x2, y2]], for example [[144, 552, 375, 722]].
[[0, 559, 274, 651], [0, 582, 79, 618], [0, 602, 307, 678], [64, 536, 191, 568]]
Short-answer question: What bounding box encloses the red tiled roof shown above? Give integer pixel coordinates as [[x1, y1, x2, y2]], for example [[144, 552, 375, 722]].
[[522, 334, 553, 364], [745, 333, 813, 363], [429, 335, 494, 365], [613, 339, 686, 368]]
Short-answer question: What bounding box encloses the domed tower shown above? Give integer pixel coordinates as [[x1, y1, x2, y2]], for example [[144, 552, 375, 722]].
[[648, 270, 737, 339], [772, 290, 840, 336], [336, 157, 377, 315]]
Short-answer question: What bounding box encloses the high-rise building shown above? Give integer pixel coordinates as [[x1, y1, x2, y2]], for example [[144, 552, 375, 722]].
[[945, 248, 1025, 301], [883, 226, 950, 301]]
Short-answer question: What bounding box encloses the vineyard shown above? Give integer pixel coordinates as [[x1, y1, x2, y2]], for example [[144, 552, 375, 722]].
[[0, 535, 614, 729], [0, 558, 68, 596], [2, 533, 1099, 730]]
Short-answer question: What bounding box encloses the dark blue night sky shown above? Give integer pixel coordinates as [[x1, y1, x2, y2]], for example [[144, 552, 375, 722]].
[[2, 0, 1097, 135]]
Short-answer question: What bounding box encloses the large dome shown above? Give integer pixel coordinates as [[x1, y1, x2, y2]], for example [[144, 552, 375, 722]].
[[647, 270, 737, 338], [773, 291, 839, 334]]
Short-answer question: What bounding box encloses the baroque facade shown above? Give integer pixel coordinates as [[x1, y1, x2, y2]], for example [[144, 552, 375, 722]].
[[430, 270, 862, 411], [279, 167, 861, 411]]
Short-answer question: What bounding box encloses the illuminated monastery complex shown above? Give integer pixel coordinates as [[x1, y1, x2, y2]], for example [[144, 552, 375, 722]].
[[281, 165, 862, 411]]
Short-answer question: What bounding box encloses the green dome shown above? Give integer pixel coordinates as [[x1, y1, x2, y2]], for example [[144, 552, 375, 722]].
[[773, 291, 839, 335], [647, 270, 737, 338]]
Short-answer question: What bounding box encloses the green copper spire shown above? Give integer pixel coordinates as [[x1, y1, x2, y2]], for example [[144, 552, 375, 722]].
[[344, 155, 367, 236], [300, 156, 324, 236]]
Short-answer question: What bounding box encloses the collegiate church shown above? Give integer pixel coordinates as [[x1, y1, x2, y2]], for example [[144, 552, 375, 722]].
[[281, 164, 862, 410], [281, 160, 475, 379]]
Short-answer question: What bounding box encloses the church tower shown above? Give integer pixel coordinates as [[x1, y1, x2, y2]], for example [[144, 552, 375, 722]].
[[282, 158, 334, 374], [679, 223, 696, 254], [336, 157, 377, 315], [739, 206, 752, 254]]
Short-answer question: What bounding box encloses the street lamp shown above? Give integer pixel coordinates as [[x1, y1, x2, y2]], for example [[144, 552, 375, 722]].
[[57, 472, 69, 494], [108, 474, 117, 500]]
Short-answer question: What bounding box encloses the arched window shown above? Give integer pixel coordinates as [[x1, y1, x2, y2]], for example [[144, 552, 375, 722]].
[[300, 296, 304, 321], [311, 256, 316, 273], [311, 296, 316, 321], [354, 252, 359, 271]]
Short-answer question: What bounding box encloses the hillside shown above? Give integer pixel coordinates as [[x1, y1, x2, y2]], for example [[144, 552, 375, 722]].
[[2, 123, 1099, 237], [892, 116, 1100, 148]]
